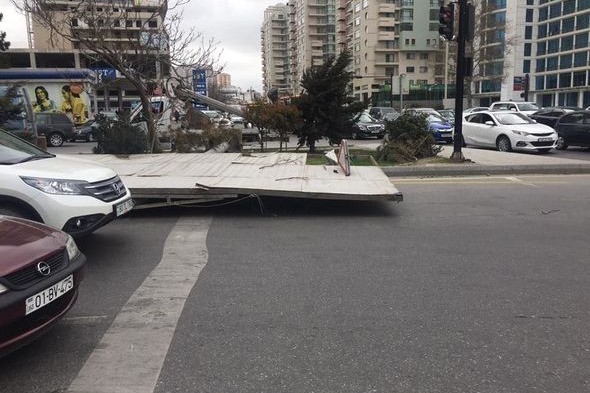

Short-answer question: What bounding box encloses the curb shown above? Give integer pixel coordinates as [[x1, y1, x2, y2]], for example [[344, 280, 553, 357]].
[[380, 164, 590, 177]]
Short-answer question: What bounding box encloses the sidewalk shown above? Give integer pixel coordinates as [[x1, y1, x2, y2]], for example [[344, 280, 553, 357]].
[[380, 145, 590, 177]]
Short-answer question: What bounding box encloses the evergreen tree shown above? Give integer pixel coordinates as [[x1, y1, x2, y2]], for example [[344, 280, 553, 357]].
[[293, 51, 367, 152], [0, 13, 11, 68]]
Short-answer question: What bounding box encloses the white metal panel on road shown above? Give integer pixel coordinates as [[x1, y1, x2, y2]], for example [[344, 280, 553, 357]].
[[69, 152, 403, 202]]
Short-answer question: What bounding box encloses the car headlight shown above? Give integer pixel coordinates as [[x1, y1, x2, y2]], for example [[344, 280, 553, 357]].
[[0, 283, 8, 295], [66, 234, 80, 261], [21, 177, 88, 195], [512, 130, 530, 136]]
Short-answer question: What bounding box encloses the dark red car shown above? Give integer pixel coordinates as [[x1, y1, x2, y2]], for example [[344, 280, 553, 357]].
[[0, 215, 87, 357]]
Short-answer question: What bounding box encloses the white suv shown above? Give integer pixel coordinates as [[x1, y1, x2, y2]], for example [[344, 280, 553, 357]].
[[0, 129, 133, 237], [489, 101, 540, 116]]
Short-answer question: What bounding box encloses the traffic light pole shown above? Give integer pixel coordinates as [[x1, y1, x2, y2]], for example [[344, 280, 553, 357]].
[[451, 0, 467, 161]]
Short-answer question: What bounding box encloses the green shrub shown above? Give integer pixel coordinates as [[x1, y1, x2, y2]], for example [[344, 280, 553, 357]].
[[93, 116, 147, 154], [375, 112, 442, 163]]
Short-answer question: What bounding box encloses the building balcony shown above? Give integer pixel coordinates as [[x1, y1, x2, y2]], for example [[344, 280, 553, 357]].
[[379, 4, 396, 13], [378, 18, 395, 28], [378, 32, 396, 41]]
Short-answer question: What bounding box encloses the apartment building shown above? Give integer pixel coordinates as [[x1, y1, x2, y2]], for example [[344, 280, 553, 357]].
[[15, 0, 169, 111], [472, 0, 590, 108], [347, 0, 442, 103], [261, 3, 291, 98]]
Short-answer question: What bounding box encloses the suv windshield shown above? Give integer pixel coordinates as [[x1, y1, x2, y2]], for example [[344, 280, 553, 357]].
[[0, 129, 54, 165], [357, 113, 377, 122], [516, 103, 539, 111]]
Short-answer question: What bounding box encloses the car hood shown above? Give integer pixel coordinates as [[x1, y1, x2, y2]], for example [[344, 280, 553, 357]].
[[16, 155, 118, 181], [509, 123, 556, 134], [0, 216, 67, 276], [520, 110, 538, 115], [357, 121, 383, 127]]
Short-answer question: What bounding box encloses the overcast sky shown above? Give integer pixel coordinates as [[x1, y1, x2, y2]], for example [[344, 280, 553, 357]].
[[1, 0, 284, 92]]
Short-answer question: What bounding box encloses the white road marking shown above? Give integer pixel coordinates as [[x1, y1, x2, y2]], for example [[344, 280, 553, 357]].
[[66, 216, 211, 393], [505, 176, 539, 188]]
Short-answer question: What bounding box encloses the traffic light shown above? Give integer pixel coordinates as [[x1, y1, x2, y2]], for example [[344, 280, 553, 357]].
[[439, 4, 455, 41]]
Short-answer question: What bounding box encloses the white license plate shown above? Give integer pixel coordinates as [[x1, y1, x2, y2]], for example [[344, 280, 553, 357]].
[[538, 137, 553, 142], [114, 198, 134, 217], [25, 275, 74, 315]]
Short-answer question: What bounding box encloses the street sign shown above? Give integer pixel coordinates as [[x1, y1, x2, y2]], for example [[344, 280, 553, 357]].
[[192, 69, 207, 109]]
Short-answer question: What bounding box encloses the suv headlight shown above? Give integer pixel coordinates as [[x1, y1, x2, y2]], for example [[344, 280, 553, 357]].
[[0, 283, 8, 295], [21, 177, 88, 195], [512, 130, 530, 136], [66, 234, 80, 261]]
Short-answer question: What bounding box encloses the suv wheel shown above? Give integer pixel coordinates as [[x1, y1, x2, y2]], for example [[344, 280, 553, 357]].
[[48, 132, 65, 147]]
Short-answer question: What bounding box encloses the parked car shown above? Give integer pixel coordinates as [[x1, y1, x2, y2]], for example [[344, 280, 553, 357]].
[[230, 114, 245, 125], [425, 113, 454, 144], [462, 110, 557, 152], [382, 111, 401, 122], [404, 107, 442, 116], [0, 128, 133, 237], [351, 112, 386, 139], [35, 112, 77, 147], [489, 101, 540, 116], [438, 109, 455, 124], [553, 110, 590, 150], [74, 120, 98, 142], [529, 108, 577, 128], [463, 107, 489, 115], [0, 215, 87, 357], [369, 107, 398, 121]]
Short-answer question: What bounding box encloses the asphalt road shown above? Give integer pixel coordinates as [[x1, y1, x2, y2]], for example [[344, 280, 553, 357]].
[[1, 174, 590, 393]]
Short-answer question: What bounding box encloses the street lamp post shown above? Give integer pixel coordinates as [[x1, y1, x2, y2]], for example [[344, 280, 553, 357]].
[[399, 74, 406, 111]]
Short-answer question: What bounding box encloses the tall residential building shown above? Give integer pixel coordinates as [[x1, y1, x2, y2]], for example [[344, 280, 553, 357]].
[[346, 0, 442, 103], [216, 73, 232, 88], [472, 0, 590, 108], [261, 3, 291, 98], [262, 0, 443, 103]]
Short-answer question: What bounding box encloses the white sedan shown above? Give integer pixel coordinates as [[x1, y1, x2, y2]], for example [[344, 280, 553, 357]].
[[461, 111, 557, 153]]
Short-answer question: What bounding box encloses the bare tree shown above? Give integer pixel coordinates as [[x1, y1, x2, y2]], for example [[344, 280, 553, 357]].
[[12, 0, 223, 152]]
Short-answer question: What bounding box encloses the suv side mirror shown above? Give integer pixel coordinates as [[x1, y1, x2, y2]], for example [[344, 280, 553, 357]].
[[485, 120, 494, 126]]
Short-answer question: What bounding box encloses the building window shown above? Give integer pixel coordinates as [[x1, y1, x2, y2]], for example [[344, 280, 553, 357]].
[[562, 35, 573, 51], [401, 9, 413, 21], [71, 18, 78, 27], [574, 51, 588, 67], [420, 53, 429, 60], [559, 73, 571, 88], [523, 59, 531, 73], [406, 53, 415, 59], [526, 9, 533, 23], [148, 20, 157, 28], [419, 66, 428, 73], [563, 18, 575, 33], [537, 41, 546, 56], [400, 23, 413, 31], [576, 33, 589, 49], [546, 56, 559, 71], [524, 43, 531, 57], [578, 14, 590, 29], [560, 54, 572, 69], [536, 58, 545, 72], [406, 66, 415, 73], [549, 2, 561, 19], [136, 20, 142, 28], [525, 26, 532, 40], [563, 0, 575, 14]]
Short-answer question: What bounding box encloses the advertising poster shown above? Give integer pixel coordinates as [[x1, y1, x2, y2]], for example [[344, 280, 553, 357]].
[[27, 82, 92, 126]]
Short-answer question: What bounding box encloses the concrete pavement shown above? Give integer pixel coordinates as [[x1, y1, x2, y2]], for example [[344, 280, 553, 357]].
[[350, 143, 590, 177]]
